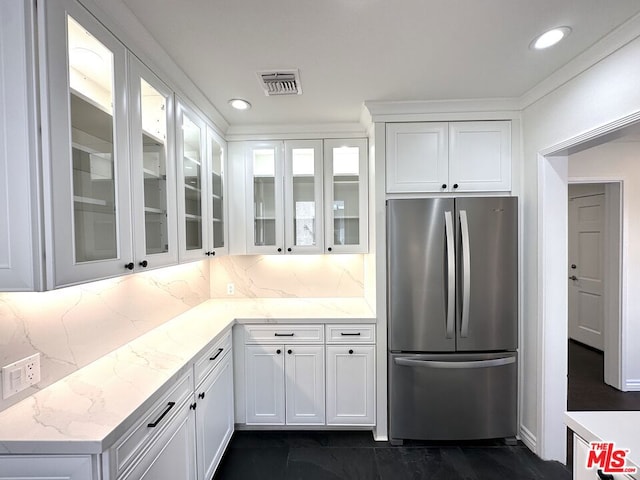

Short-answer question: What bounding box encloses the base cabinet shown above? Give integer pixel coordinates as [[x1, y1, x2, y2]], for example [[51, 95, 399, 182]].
[[194, 351, 234, 480], [119, 400, 196, 480], [326, 345, 375, 425], [573, 433, 637, 480], [244, 343, 325, 425]]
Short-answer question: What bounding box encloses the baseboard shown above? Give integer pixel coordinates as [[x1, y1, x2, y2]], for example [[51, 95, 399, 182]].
[[624, 380, 640, 391], [519, 424, 536, 452]]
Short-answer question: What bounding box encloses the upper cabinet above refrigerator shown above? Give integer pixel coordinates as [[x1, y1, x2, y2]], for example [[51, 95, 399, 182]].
[[386, 121, 511, 193]]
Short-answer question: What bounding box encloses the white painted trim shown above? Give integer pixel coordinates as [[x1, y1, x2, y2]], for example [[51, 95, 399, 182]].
[[520, 12, 640, 110], [519, 424, 537, 453], [624, 380, 640, 391], [225, 123, 366, 141], [364, 98, 521, 119]]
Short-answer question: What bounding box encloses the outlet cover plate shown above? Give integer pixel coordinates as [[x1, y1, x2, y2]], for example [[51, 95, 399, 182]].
[[2, 353, 41, 399]]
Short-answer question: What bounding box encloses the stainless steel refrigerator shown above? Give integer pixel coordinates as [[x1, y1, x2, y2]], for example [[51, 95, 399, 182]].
[[387, 197, 518, 443]]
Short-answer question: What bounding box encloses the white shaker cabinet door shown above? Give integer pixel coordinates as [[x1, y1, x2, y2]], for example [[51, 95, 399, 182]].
[[120, 400, 196, 480], [195, 353, 234, 480], [285, 345, 325, 425], [448, 121, 511, 192], [326, 345, 375, 426], [386, 122, 448, 193], [245, 344, 286, 425]]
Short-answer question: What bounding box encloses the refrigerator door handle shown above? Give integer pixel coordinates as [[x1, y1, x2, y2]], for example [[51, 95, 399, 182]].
[[444, 210, 455, 339], [459, 209, 471, 338], [394, 356, 515, 369]]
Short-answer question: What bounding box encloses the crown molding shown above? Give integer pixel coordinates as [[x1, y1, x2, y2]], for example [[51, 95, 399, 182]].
[[225, 122, 367, 141]]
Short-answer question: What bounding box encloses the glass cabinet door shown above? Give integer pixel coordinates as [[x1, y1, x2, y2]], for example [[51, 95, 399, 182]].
[[44, 0, 133, 287], [129, 56, 177, 269], [246, 141, 284, 254], [284, 140, 323, 254], [207, 127, 227, 255], [176, 99, 207, 260], [324, 139, 368, 254]]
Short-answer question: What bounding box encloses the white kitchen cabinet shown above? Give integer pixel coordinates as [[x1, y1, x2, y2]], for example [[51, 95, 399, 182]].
[[448, 121, 511, 192], [325, 324, 375, 426], [572, 433, 637, 480], [193, 344, 234, 480], [284, 140, 324, 254], [386, 121, 511, 193], [42, 0, 134, 287], [245, 141, 285, 254], [119, 400, 196, 480], [324, 138, 369, 253], [385, 122, 448, 192], [285, 345, 325, 425], [128, 55, 178, 270], [207, 127, 228, 257], [176, 99, 209, 261], [245, 344, 286, 424], [243, 324, 325, 425], [0, 0, 40, 291], [0, 456, 96, 480]]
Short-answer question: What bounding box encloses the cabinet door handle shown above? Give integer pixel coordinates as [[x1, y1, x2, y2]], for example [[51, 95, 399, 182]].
[[147, 402, 175, 428], [276, 349, 281, 354], [287, 349, 293, 354], [277, 248, 282, 253], [124, 262, 134, 270], [349, 349, 354, 354], [198, 392, 205, 399], [340, 332, 361, 336], [274, 333, 294, 337], [209, 348, 224, 361], [190, 402, 197, 410], [597, 470, 614, 480], [441, 184, 447, 189], [327, 247, 332, 252], [139, 260, 148, 268]]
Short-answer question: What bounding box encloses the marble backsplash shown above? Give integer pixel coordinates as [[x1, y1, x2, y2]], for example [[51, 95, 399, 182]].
[[0, 261, 209, 412], [210, 255, 365, 298]]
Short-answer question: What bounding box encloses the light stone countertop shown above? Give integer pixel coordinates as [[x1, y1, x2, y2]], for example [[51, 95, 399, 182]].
[[0, 297, 375, 455], [566, 411, 640, 474]]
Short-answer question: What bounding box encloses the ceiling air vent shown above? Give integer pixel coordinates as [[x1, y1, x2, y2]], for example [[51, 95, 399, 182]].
[[257, 70, 302, 96]]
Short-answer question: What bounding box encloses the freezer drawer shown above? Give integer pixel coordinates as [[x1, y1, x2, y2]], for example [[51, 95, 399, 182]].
[[388, 352, 517, 441]]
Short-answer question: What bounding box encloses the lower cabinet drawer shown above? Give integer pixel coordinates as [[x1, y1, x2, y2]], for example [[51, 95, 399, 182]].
[[326, 324, 375, 344], [110, 371, 193, 477], [244, 324, 324, 344], [194, 331, 232, 387]]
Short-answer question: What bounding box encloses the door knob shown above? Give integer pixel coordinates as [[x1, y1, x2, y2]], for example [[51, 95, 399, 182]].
[[569, 275, 577, 281]]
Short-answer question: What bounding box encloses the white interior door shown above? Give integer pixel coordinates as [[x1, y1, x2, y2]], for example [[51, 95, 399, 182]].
[[568, 192, 605, 350]]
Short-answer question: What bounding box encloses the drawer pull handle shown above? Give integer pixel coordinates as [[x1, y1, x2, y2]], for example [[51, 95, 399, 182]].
[[210, 348, 224, 361], [597, 470, 614, 480], [147, 402, 175, 428], [274, 333, 294, 337], [340, 332, 361, 336]]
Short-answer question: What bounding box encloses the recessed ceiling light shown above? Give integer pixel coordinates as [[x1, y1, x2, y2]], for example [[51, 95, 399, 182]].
[[229, 98, 251, 110], [531, 26, 571, 50]]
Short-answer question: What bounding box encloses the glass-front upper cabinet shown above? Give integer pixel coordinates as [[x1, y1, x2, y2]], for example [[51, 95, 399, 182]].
[[245, 141, 284, 254], [284, 140, 323, 254], [207, 127, 228, 256], [176, 98, 208, 260], [128, 55, 178, 270], [43, 0, 133, 287], [324, 139, 368, 254]]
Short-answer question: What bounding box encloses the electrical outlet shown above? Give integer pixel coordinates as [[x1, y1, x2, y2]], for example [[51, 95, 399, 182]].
[[227, 283, 235, 295], [2, 353, 41, 399]]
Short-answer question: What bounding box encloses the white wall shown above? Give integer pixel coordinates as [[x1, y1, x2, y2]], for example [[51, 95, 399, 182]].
[[569, 140, 640, 389], [521, 33, 640, 460]]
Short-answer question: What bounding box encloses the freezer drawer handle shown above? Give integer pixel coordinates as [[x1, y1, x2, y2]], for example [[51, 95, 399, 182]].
[[444, 210, 455, 339], [459, 210, 471, 338], [393, 357, 515, 369], [274, 333, 294, 337]]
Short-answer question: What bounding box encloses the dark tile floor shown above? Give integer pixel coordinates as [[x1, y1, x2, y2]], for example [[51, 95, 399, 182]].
[[213, 431, 571, 480]]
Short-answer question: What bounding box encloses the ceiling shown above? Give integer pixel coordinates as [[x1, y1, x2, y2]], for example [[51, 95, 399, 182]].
[[118, 0, 640, 127]]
